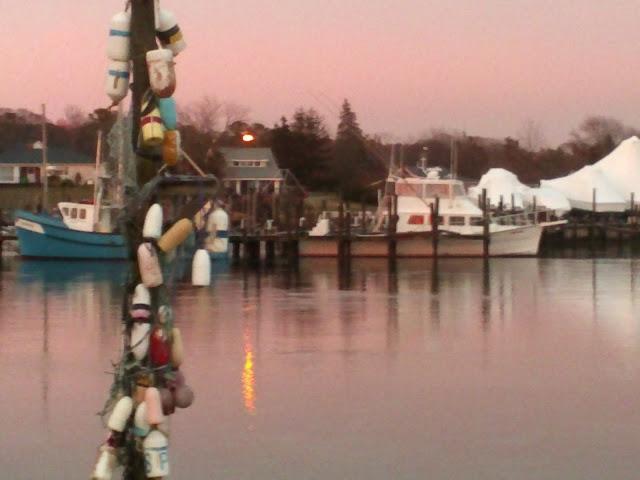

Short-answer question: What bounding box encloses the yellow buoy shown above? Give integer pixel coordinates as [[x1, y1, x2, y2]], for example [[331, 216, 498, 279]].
[[140, 97, 164, 148], [157, 218, 193, 254]]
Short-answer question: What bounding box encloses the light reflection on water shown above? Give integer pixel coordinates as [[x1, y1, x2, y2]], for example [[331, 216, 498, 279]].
[[1, 257, 640, 479]]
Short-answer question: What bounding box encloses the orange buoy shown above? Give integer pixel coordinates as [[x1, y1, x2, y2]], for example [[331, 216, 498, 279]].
[[162, 130, 181, 167], [157, 218, 194, 254]]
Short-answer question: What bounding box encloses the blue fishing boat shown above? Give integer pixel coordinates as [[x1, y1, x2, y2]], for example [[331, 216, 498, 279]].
[[15, 204, 127, 259]]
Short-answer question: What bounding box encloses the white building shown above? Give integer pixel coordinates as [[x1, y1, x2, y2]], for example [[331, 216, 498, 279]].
[[0, 142, 95, 185]]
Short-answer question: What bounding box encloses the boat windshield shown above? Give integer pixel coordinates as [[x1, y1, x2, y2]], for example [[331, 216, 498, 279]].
[[395, 182, 465, 198]]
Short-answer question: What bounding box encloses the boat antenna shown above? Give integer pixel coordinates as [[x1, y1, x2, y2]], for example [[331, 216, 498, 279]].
[[388, 144, 397, 179], [449, 138, 458, 180], [419, 146, 428, 175], [41, 104, 48, 213]]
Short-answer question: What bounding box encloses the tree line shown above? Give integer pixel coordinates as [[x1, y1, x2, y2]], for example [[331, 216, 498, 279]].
[[0, 102, 637, 199]]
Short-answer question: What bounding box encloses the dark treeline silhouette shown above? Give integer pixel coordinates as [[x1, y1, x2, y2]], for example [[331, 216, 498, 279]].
[[1, 102, 637, 197]]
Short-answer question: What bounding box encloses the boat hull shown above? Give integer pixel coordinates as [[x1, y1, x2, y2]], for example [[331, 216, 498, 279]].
[[300, 225, 543, 258], [15, 211, 127, 260]]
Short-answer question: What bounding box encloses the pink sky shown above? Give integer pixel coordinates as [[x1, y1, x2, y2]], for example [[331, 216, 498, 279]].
[[2, 0, 639, 145]]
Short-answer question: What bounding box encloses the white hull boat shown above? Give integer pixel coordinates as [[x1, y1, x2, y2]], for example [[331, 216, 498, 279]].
[[301, 165, 563, 258]]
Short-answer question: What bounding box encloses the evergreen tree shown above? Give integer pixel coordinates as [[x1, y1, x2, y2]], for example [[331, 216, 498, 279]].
[[333, 100, 370, 199], [271, 109, 333, 190]]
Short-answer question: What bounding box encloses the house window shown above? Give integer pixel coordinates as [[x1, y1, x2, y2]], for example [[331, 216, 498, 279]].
[[470, 217, 483, 226], [0, 166, 15, 182], [79, 209, 87, 220], [71, 208, 78, 219], [233, 161, 240, 167], [449, 216, 466, 226]]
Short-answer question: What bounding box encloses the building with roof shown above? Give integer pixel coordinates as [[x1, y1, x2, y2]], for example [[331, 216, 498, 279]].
[[219, 147, 285, 194], [0, 142, 95, 185]]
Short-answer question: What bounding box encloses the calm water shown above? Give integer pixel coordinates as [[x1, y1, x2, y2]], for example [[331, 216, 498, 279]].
[[1, 256, 640, 479]]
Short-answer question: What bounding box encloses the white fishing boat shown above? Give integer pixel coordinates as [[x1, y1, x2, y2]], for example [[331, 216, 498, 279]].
[[301, 165, 565, 258]]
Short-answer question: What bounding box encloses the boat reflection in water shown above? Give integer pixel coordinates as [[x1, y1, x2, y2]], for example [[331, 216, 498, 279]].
[[3, 257, 640, 479]]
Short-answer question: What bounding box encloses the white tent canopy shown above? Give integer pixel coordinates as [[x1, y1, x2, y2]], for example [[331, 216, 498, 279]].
[[468, 168, 527, 209], [523, 186, 572, 215], [541, 166, 626, 212], [540, 136, 640, 212], [591, 136, 640, 201]]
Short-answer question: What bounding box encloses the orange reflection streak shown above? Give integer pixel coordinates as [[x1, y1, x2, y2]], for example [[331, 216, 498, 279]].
[[242, 333, 256, 415]]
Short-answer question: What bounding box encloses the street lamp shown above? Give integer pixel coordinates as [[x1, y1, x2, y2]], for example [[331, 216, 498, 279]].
[[242, 133, 255, 143]]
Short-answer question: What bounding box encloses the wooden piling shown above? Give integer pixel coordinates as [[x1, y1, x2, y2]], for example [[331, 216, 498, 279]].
[[482, 188, 489, 258], [590, 188, 597, 245], [432, 196, 440, 258], [265, 239, 275, 265], [360, 197, 367, 235], [345, 209, 352, 260], [388, 193, 398, 261]]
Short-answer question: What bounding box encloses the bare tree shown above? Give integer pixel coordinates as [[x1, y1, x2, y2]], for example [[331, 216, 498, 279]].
[[60, 105, 88, 128], [517, 118, 546, 152], [179, 95, 223, 134], [179, 96, 251, 135], [222, 102, 250, 130]]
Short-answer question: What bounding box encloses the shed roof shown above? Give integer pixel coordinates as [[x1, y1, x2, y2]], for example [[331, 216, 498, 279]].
[[219, 147, 283, 180], [0, 144, 93, 166]]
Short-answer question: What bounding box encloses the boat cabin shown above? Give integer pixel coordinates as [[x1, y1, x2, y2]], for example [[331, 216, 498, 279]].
[[59, 202, 95, 232], [390, 177, 484, 233]]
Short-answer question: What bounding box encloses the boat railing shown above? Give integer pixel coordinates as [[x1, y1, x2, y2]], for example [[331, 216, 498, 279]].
[[491, 208, 559, 226]]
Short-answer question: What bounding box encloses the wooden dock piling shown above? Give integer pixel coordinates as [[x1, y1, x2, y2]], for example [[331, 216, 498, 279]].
[[431, 196, 440, 258], [388, 193, 398, 261], [482, 188, 489, 258]]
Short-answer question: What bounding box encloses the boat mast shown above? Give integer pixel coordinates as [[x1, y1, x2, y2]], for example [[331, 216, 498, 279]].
[[41, 104, 48, 213], [116, 102, 125, 206], [93, 130, 104, 231]]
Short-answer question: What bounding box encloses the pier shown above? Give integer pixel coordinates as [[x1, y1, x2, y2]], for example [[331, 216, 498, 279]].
[[0, 233, 17, 255]]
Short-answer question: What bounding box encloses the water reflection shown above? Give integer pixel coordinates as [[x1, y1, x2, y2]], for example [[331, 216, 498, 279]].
[[2, 257, 640, 479], [242, 328, 256, 415]]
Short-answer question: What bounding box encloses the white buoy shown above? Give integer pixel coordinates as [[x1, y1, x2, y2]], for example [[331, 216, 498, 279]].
[[191, 249, 211, 286], [143, 203, 163, 240], [146, 49, 176, 98], [131, 323, 151, 361], [91, 446, 117, 480], [131, 284, 151, 320], [138, 243, 163, 288], [205, 207, 230, 256], [157, 9, 187, 56], [132, 284, 150, 306], [105, 60, 130, 104], [145, 387, 165, 425], [133, 402, 151, 437], [143, 431, 170, 478], [157, 416, 171, 438], [107, 396, 134, 433], [107, 11, 131, 61]]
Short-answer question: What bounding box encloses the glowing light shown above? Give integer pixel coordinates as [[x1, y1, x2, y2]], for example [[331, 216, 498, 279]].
[[242, 133, 255, 143], [242, 334, 256, 415]]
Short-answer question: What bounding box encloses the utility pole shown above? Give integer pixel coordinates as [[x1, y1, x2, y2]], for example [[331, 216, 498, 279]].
[[41, 104, 48, 213], [125, 3, 158, 479], [130, 0, 159, 188]]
